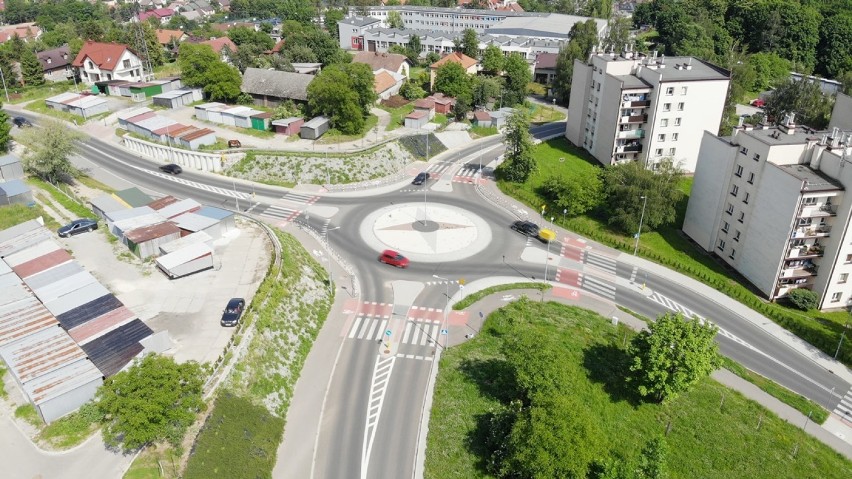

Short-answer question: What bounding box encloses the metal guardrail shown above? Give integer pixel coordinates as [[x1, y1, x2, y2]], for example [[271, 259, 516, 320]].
[[294, 218, 361, 298]]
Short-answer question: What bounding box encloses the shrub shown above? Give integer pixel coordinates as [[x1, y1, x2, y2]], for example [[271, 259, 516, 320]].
[[786, 288, 819, 311]]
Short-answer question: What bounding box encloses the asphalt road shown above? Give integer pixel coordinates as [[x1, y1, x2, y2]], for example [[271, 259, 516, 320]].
[[11, 111, 850, 478]]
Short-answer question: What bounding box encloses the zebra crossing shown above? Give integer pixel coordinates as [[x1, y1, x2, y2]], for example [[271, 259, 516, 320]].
[[281, 192, 319, 205], [646, 290, 754, 349], [424, 279, 459, 286], [581, 274, 616, 300], [584, 251, 618, 275], [257, 204, 302, 222], [452, 167, 485, 184], [348, 315, 442, 349], [424, 163, 452, 176], [834, 388, 852, 424]]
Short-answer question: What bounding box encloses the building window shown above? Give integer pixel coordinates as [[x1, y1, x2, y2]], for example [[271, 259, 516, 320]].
[[747, 172, 755, 184], [681, 86, 688, 95], [677, 102, 684, 111], [735, 165, 743, 177], [658, 133, 666, 142], [674, 117, 681, 126], [730, 184, 739, 196], [668, 148, 676, 155], [717, 239, 726, 251], [802, 197, 817, 205], [655, 148, 663, 156], [122, 59, 131, 69], [734, 230, 741, 242], [846, 254, 852, 263], [721, 221, 730, 233], [832, 292, 842, 302], [672, 133, 679, 141], [726, 203, 734, 215], [743, 192, 750, 204], [666, 87, 674, 95], [660, 118, 668, 127], [753, 153, 761, 161], [840, 273, 848, 284], [729, 249, 736, 260], [740, 147, 748, 155], [663, 103, 671, 112], [738, 212, 745, 223], [597, 83, 601, 91]]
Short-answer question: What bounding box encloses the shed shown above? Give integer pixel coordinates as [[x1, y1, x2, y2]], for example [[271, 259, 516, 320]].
[[489, 107, 515, 128], [43, 281, 111, 317], [65, 95, 109, 118], [171, 212, 220, 237], [0, 179, 33, 205], [13, 248, 73, 280], [157, 198, 201, 219], [194, 102, 226, 121], [156, 242, 214, 279], [300, 116, 330, 140], [104, 205, 157, 224], [110, 212, 165, 241], [117, 107, 153, 129], [23, 261, 84, 296], [0, 296, 59, 348], [175, 127, 216, 150], [473, 110, 493, 128], [0, 154, 24, 180], [78, 318, 152, 377], [151, 88, 202, 109], [117, 83, 133, 97], [147, 195, 179, 210], [94, 79, 129, 96], [428, 93, 455, 114], [56, 293, 122, 331], [114, 187, 154, 208], [413, 98, 436, 120], [0, 219, 51, 257], [272, 117, 304, 135], [127, 82, 164, 101], [196, 206, 235, 232], [44, 92, 80, 111], [250, 111, 272, 131], [4, 240, 62, 268], [218, 106, 253, 127], [90, 194, 128, 219], [124, 222, 181, 258], [404, 110, 429, 129], [159, 230, 213, 255], [240, 68, 314, 107]]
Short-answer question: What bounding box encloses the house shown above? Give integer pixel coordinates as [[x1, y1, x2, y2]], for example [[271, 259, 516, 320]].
[[198, 37, 238, 62], [72, 41, 144, 85], [241, 68, 315, 107], [0, 154, 24, 181], [472, 110, 492, 127], [38, 45, 73, 82], [300, 116, 330, 140], [272, 117, 304, 136], [430, 51, 478, 89], [413, 98, 436, 120], [0, 23, 41, 44], [155, 29, 187, 48], [352, 51, 411, 78], [373, 69, 405, 101], [137, 8, 175, 23], [533, 52, 557, 84], [404, 110, 429, 129], [0, 179, 32, 205]]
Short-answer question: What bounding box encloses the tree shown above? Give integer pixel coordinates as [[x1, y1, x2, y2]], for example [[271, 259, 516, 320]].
[[471, 75, 502, 109], [496, 109, 535, 182], [18, 119, 81, 184], [97, 354, 204, 450], [746, 52, 790, 91], [0, 106, 11, 153], [603, 16, 632, 53], [228, 25, 274, 50], [765, 78, 834, 129], [786, 288, 819, 311], [204, 62, 243, 102], [434, 61, 472, 98], [284, 44, 318, 63], [306, 63, 377, 134], [461, 28, 479, 60], [400, 80, 426, 100], [387, 10, 404, 29], [19, 47, 44, 86], [178, 43, 219, 87], [284, 27, 343, 65], [324, 7, 346, 39], [600, 159, 684, 234], [481, 44, 505, 75], [541, 174, 603, 217], [628, 313, 721, 403], [636, 436, 668, 479], [817, 13, 852, 78], [502, 53, 531, 107], [406, 34, 422, 63]]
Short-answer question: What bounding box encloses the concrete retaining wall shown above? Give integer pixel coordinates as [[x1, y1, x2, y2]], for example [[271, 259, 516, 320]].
[[123, 136, 244, 172]]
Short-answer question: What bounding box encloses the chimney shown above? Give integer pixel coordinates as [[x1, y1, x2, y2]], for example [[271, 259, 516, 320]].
[[685, 58, 693, 70], [737, 116, 745, 128]]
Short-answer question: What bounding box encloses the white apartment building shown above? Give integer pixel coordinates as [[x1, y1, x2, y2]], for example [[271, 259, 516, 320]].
[[683, 109, 852, 310], [565, 52, 730, 172]]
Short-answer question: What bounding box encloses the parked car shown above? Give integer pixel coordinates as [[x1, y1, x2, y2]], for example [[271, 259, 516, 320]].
[[12, 116, 32, 127], [378, 249, 410, 268], [510, 220, 540, 237], [750, 99, 765, 108], [57, 219, 98, 237], [159, 163, 182, 175], [220, 298, 246, 327], [412, 172, 429, 185], [228, 139, 242, 148]]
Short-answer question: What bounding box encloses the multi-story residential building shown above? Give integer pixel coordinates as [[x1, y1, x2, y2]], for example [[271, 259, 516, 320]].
[[565, 52, 730, 172], [72, 41, 144, 85], [683, 103, 852, 310]]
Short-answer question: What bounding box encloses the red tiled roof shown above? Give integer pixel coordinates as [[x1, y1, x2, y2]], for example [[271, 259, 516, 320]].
[[535, 52, 558, 69], [72, 41, 136, 71], [155, 29, 185, 45], [201, 36, 237, 54], [430, 51, 478, 70], [138, 8, 174, 22], [373, 71, 397, 94]]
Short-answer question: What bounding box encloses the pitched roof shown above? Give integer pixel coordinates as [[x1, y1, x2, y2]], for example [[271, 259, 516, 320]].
[[138, 8, 174, 21], [373, 70, 397, 94], [535, 52, 558, 69], [414, 98, 435, 109], [430, 51, 478, 70], [352, 51, 411, 73], [37, 45, 71, 71], [240, 68, 315, 102], [155, 29, 186, 45], [406, 110, 428, 119], [72, 42, 136, 71], [473, 110, 491, 120], [201, 36, 237, 54], [0, 23, 41, 43]]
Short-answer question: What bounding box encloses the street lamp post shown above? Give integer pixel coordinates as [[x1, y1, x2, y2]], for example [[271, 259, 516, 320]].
[[432, 274, 450, 350], [325, 225, 340, 245], [836, 322, 850, 359], [633, 195, 648, 256], [542, 216, 554, 301], [0, 67, 9, 103], [562, 208, 567, 225]]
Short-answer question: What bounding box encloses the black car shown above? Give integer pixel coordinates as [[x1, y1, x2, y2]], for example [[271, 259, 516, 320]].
[[13, 116, 32, 127], [412, 172, 429, 185], [220, 298, 246, 327], [510, 220, 540, 237], [160, 163, 183, 175], [57, 219, 98, 237]]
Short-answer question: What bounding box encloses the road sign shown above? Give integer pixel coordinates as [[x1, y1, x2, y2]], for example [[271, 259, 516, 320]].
[[459, 278, 466, 285], [385, 330, 392, 336], [459, 284, 465, 290], [440, 329, 449, 335]]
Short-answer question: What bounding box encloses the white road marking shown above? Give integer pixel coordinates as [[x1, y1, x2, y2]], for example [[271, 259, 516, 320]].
[[361, 355, 396, 479]]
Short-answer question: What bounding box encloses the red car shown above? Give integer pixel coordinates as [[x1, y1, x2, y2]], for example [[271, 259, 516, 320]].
[[750, 99, 765, 108], [379, 250, 410, 268]]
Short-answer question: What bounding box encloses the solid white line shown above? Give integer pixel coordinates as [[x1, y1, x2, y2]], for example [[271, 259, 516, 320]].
[[361, 356, 396, 479], [403, 322, 413, 344], [366, 319, 378, 340], [375, 319, 388, 340], [348, 317, 363, 339]]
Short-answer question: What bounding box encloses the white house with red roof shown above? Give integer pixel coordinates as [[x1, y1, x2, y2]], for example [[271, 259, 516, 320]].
[[137, 8, 175, 24], [72, 42, 145, 85]]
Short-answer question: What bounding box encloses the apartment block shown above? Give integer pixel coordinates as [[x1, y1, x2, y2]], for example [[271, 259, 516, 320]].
[[683, 108, 852, 310], [565, 52, 730, 172]]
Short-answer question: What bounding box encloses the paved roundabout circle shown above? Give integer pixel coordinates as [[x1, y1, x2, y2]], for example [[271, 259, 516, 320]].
[[359, 202, 492, 263]]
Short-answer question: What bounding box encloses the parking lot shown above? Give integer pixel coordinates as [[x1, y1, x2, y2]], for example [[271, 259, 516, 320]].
[[58, 218, 271, 364]]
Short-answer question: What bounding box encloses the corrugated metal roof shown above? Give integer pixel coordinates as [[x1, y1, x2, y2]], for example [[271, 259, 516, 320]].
[[81, 319, 152, 377], [158, 198, 201, 219], [66, 96, 107, 108], [196, 206, 233, 220], [0, 179, 30, 196], [56, 294, 121, 330], [0, 153, 21, 167], [147, 195, 179, 210], [0, 276, 31, 307], [156, 242, 213, 269], [126, 111, 156, 124], [0, 325, 88, 383], [106, 205, 158, 223], [69, 306, 135, 345], [112, 213, 166, 234], [114, 187, 154, 208], [116, 107, 153, 120], [0, 219, 43, 244], [135, 116, 176, 132], [159, 230, 212, 254], [271, 117, 301, 126], [124, 221, 180, 243], [3, 240, 61, 267], [23, 358, 103, 405], [171, 212, 217, 232], [22, 261, 84, 290], [90, 194, 128, 214], [195, 102, 226, 110], [0, 297, 59, 348], [0, 227, 53, 258], [43, 282, 110, 317], [179, 128, 215, 141], [12, 248, 73, 279], [0, 260, 11, 275], [45, 92, 80, 104], [32, 271, 98, 303]]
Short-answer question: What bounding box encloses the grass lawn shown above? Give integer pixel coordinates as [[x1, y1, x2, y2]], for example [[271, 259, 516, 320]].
[[317, 114, 379, 144], [124, 445, 182, 479], [24, 100, 86, 124], [425, 300, 852, 478], [528, 104, 566, 124], [380, 103, 414, 131], [8, 81, 76, 104], [469, 125, 499, 138], [499, 138, 852, 367]]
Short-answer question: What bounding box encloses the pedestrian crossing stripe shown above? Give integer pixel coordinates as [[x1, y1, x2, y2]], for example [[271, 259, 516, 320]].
[[834, 388, 852, 423], [581, 274, 616, 300], [348, 316, 442, 346], [583, 251, 618, 275], [281, 192, 319, 205], [259, 205, 301, 222], [424, 163, 452, 174]]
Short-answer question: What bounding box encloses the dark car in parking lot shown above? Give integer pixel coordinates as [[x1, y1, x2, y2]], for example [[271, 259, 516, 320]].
[[58, 219, 98, 237], [510, 220, 540, 237], [220, 298, 246, 327], [412, 172, 429, 185], [159, 163, 183, 175], [13, 116, 32, 127]]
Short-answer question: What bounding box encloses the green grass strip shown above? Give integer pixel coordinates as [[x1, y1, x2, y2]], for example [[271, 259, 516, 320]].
[[453, 282, 550, 310]]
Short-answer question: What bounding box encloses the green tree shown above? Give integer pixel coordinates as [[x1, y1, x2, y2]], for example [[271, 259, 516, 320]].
[[228, 25, 274, 50], [400, 80, 426, 100], [600, 159, 684, 234], [434, 61, 472, 97], [541, 174, 603, 217], [284, 27, 343, 65], [786, 288, 819, 311], [19, 47, 44, 86], [838, 71, 852, 95], [765, 78, 834, 129], [97, 354, 204, 450], [628, 313, 721, 403], [817, 13, 852, 78], [324, 7, 346, 39], [387, 10, 404, 29], [481, 44, 505, 75], [461, 28, 479, 59], [747, 52, 791, 91], [203, 62, 243, 102], [552, 19, 599, 104], [232, 43, 266, 73], [502, 52, 531, 107], [0, 106, 11, 153], [603, 16, 632, 53], [18, 119, 81, 184], [307, 63, 377, 134], [496, 109, 535, 182], [637, 436, 669, 479], [178, 43, 219, 87], [471, 75, 502, 109], [406, 34, 422, 63], [284, 44, 318, 63]]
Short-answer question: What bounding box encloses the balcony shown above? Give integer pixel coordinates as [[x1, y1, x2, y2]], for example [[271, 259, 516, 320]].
[[617, 129, 645, 139], [620, 114, 648, 124], [786, 245, 824, 259], [792, 225, 831, 238], [781, 263, 819, 278], [625, 100, 650, 108], [798, 204, 837, 217]]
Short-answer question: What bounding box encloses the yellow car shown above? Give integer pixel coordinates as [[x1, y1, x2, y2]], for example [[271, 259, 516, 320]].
[[538, 229, 556, 243]]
